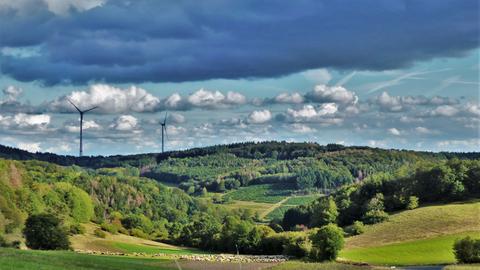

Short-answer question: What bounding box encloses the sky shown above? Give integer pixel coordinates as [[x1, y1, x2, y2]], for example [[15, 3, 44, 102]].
[[0, 0, 479, 156]]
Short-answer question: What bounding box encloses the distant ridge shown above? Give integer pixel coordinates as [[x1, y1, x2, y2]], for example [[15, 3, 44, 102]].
[[1, 141, 479, 169]]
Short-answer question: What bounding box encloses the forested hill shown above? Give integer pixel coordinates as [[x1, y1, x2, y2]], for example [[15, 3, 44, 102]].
[[1, 141, 479, 169]]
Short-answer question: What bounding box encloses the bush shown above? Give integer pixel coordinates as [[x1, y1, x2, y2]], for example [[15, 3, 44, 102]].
[[310, 224, 344, 261], [344, 221, 365, 236], [130, 228, 149, 239], [69, 223, 86, 235], [94, 228, 106, 238], [454, 236, 480, 263], [406, 196, 419, 210], [101, 222, 118, 234], [23, 213, 70, 250], [362, 209, 389, 224]]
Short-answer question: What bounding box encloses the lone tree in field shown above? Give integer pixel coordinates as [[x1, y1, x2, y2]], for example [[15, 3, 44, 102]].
[[310, 224, 344, 261], [23, 213, 70, 250]]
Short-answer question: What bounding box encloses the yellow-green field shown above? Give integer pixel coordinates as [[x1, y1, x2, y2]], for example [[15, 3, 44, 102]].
[[70, 223, 204, 255], [340, 201, 480, 265]]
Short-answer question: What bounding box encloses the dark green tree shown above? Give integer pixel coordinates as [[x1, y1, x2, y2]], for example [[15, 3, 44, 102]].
[[23, 213, 70, 250]]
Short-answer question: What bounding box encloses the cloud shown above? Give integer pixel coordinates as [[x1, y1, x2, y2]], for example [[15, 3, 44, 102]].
[[280, 103, 340, 124], [290, 123, 317, 134], [465, 102, 480, 117], [64, 119, 101, 132], [164, 89, 246, 110], [415, 126, 437, 135], [167, 112, 186, 124], [247, 109, 272, 124], [388, 128, 401, 136], [17, 142, 41, 152], [302, 69, 332, 84], [48, 84, 160, 113], [0, 1, 477, 84], [374, 92, 458, 112], [110, 115, 139, 131], [429, 105, 460, 117], [2, 85, 22, 101], [0, 113, 50, 130], [265, 92, 305, 104], [305, 85, 358, 105], [0, 0, 105, 15]]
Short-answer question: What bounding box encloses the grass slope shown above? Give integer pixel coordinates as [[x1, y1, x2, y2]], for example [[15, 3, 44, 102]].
[[340, 201, 480, 266], [70, 223, 204, 255], [345, 201, 480, 249], [0, 248, 176, 270], [341, 231, 480, 266]]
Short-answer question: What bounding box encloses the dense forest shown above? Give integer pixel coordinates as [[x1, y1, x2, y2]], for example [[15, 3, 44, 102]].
[[3, 142, 478, 196]]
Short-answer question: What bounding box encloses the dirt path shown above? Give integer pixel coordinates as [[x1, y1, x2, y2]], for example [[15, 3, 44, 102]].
[[9, 163, 22, 188], [260, 197, 290, 219]]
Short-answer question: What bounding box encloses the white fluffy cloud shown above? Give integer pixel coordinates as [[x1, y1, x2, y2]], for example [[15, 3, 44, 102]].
[[415, 126, 437, 135], [48, 84, 160, 114], [305, 85, 358, 105], [17, 142, 42, 152], [271, 92, 305, 104], [0, 113, 50, 130], [248, 109, 272, 124], [302, 69, 332, 84], [375, 92, 459, 112], [64, 119, 101, 132], [163, 89, 246, 110], [388, 128, 401, 136], [2, 85, 22, 101], [430, 105, 459, 117], [110, 115, 139, 131], [282, 103, 340, 124]]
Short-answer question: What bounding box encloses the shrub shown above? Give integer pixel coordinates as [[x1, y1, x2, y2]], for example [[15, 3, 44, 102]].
[[406, 196, 419, 210], [69, 223, 86, 235], [453, 236, 480, 263], [310, 224, 344, 261], [362, 209, 389, 224], [101, 222, 118, 234], [344, 221, 365, 236], [282, 232, 312, 257], [23, 213, 70, 250], [94, 228, 106, 238], [130, 228, 149, 239]]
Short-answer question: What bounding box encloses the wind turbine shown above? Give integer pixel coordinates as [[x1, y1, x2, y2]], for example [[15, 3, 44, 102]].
[[67, 99, 98, 157], [160, 112, 168, 153]]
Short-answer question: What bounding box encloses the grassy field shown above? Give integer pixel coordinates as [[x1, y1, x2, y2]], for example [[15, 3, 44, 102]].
[[341, 231, 480, 266], [0, 248, 177, 270], [265, 194, 321, 220], [224, 184, 294, 203], [283, 195, 320, 206], [0, 248, 383, 270], [70, 223, 203, 255], [345, 201, 480, 249], [340, 201, 480, 266]]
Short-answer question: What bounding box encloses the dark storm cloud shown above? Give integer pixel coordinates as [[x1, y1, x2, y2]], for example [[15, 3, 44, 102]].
[[0, 0, 479, 85]]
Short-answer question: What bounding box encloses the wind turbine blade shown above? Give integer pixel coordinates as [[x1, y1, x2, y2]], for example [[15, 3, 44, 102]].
[[67, 98, 81, 113], [83, 106, 99, 113], [164, 125, 169, 141], [164, 112, 168, 124]]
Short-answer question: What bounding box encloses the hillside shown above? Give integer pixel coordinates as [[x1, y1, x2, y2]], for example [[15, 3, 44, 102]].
[[340, 201, 480, 265]]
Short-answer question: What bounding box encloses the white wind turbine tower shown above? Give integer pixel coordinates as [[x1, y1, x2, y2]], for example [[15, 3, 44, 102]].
[[67, 99, 98, 157], [160, 112, 168, 153]]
